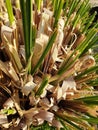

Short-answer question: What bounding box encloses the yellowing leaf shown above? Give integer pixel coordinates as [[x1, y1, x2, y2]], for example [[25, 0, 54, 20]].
[[0, 60, 19, 82], [3, 37, 23, 73]]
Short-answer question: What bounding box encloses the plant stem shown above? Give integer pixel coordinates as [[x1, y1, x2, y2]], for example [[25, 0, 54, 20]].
[[5, 0, 14, 26]]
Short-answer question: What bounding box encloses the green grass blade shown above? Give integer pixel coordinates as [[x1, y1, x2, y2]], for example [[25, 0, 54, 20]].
[[57, 51, 79, 76], [75, 95, 98, 105], [57, 116, 83, 130], [77, 1, 86, 16], [83, 35, 98, 54], [63, 0, 69, 16], [75, 66, 98, 80], [67, 0, 76, 18], [82, 12, 97, 34], [76, 95, 98, 101], [65, 0, 78, 26], [20, 0, 30, 61], [36, 75, 49, 96], [52, 0, 57, 16], [84, 101, 98, 105], [76, 29, 96, 53], [57, 29, 97, 79], [31, 30, 57, 75], [81, 116, 98, 124], [53, 0, 64, 27], [35, 0, 42, 13], [87, 78, 98, 86], [26, 26, 36, 73], [25, 51, 34, 73], [58, 118, 70, 130], [5, 0, 14, 26], [80, 0, 90, 17], [64, 120, 83, 130], [20, 0, 33, 63], [83, 118, 98, 124], [57, 29, 97, 78], [26, 0, 33, 54]]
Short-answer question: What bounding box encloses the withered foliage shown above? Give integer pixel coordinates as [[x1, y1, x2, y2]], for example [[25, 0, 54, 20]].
[[0, 0, 98, 130]]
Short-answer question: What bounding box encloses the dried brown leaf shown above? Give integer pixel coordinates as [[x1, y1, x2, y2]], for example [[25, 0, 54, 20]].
[[0, 114, 8, 125], [3, 98, 14, 108], [22, 81, 36, 96], [3, 37, 23, 73], [32, 34, 49, 67], [0, 61, 19, 83], [1, 25, 14, 44], [34, 110, 54, 123], [80, 55, 95, 71]]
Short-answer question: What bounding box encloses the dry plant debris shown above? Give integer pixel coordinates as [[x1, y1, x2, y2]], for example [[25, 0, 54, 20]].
[[0, 0, 98, 129]]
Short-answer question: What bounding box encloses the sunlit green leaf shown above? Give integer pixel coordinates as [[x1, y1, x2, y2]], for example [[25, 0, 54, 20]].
[[5, 0, 14, 26]]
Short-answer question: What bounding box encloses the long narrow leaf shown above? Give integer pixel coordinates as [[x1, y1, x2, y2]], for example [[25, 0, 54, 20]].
[[81, 117, 98, 124], [82, 12, 97, 33], [65, 0, 77, 26], [35, 0, 42, 13], [20, 0, 33, 62], [20, 0, 29, 61], [36, 75, 49, 96], [58, 118, 71, 130], [56, 114, 83, 130], [76, 95, 98, 101], [5, 0, 14, 26], [31, 30, 57, 75], [26, 0, 33, 54], [54, 0, 64, 27], [75, 66, 98, 80]]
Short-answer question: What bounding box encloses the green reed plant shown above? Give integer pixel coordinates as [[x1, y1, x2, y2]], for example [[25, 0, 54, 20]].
[[1, 0, 98, 130]]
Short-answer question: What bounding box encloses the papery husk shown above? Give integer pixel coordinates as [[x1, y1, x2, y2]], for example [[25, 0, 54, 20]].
[[1, 24, 18, 50], [3, 37, 23, 73], [3, 98, 14, 108], [89, 0, 98, 7], [0, 61, 19, 83], [19, 45, 26, 65], [17, 19, 24, 44], [37, 9, 53, 36], [22, 81, 36, 96], [80, 55, 95, 71], [29, 93, 40, 106], [0, 60, 12, 79], [0, 0, 6, 12], [55, 77, 76, 101], [72, 34, 86, 49], [57, 59, 81, 82], [0, 0, 98, 129], [62, 76, 76, 91], [0, 114, 8, 125], [63, 26, 73, 47], [43, 18, 64, 73], [34, 110, 54, 123], [52, 118, 63, 128], [1, 25, 14, 44], [32, 34, 49, 67], [23, 108, 40, 126], [39, 97, 54, 110]]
